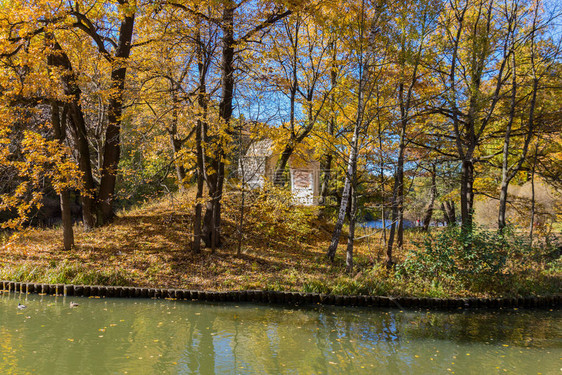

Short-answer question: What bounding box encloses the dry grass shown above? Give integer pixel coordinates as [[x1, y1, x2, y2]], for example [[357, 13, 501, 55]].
[[0, 190, 559, 298], [0, 192, 354, 291]]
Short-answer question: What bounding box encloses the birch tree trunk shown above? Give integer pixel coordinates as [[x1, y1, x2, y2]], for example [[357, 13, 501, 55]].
[[346, 186, 357, 273], [326, 120, 360, 261]]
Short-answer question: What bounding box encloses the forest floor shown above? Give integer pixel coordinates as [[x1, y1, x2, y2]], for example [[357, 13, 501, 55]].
[[0, 191, 560, 298]]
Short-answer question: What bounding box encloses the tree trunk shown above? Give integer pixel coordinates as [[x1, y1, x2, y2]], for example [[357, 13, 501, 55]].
[[320, 41, 338, 204], [193, 30, 208, 254], [498, 179, 510, 231], [499, 77, 538, 231], [440, 202, 449, 225], [273, 145, 294, 186], [46, 37, 97, 229], [47, 38, 74, 250], [386, 124, 405, 267], [193, 168, 204, 253], [441, 200, 456, 226], [460, 158, 474, 234], [69, 106, 97, 230], [237, 170, 245, 256], [422, 164, 437, 231], [193, 111, 205, 252], [274, 19, 299, 186], [51, 102, 74, 251], [386, 188, 398, 266], [386, 28, 422, 262], [346, 187, 356, 273], [327, 111, 360, 261], [447, 200, 456, 226], [327, 0, 372, 263], [98, 12, 135, 224], [529, 146, 537, 242], [60, 190, 74, 251], [320, 152, 333, 204], [170, 90, 186, 191], [376, 98, 387, 246], [397, 205, 404, 249], [498, 47, 518, 232], [202, 4, 234, 249]]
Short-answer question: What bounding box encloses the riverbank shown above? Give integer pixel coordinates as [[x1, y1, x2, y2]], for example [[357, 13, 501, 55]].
[[1, 194, 560, 300], [2, 280, 560, 309]]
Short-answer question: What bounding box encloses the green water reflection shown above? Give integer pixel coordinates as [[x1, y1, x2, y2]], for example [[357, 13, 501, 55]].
[[0, 293, 560, 374]]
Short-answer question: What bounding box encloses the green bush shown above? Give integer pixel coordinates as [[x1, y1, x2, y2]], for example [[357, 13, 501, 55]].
[[401, 226, 526, 284]]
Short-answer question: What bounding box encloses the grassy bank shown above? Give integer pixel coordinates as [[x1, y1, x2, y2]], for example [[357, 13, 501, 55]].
[[1, 192, 560, 299]]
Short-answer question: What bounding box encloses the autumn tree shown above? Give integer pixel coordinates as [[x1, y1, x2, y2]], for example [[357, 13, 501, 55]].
[[325, 0, 386, 271], [495, 0, 561, 232], [384, 0, 438, 266], [165, 0, 293, 250], [251, 12, 335, 186]]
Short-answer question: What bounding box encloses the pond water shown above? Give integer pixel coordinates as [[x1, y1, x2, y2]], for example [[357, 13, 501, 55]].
[[0, 293, 560, 374], [359, 220, 415, 229]]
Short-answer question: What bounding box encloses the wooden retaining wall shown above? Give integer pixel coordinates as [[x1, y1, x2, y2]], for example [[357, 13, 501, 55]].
[[1, 281, 560, 309]]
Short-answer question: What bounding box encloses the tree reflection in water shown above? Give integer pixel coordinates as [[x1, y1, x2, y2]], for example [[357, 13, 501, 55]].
[[0, 293, 559, 374]]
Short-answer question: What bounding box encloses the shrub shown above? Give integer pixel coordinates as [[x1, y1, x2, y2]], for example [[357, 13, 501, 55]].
[[225, 183, 318, 247], [400, 226, 532, 286]]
